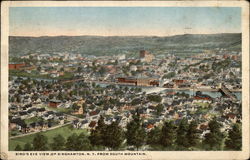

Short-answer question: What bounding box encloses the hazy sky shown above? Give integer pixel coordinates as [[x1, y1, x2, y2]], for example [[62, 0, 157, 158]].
[[9, 7, 241, 37]]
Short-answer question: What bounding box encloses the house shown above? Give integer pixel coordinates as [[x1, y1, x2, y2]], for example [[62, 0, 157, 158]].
[[19, 111, 28, 119], [73, 120, 81, 129], [103, 106, 112, 115], [9, 118, 22, 130], [72, 106, 84, 115], [54, 112, 64, 120], [226, 113, 237, 123], [10, 118, 28, 133], [49, 100, 61, 108], [9, 62, 25, 70], [37, 108, 46, 116], [80, 120, 89, 129]]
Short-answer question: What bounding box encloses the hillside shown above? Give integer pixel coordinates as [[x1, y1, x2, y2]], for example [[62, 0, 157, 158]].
[[9, 33, 241, 57]]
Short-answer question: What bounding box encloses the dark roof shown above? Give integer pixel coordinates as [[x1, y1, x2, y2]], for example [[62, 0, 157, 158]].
[[37, 108, 46, 112], [55, 112, 63, 116], [81, 120, 88, 124], [11, 118, 27, 127], [73, 120, 79, 124], [27, 108, 38, 113], [47, 111, 54, 114], [10, 117, 22, 124], [29, 122, 37, 128], [19, 111, 28, 116], [50, 99, 61, 103]]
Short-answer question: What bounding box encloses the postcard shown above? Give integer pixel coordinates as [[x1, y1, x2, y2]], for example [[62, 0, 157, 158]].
[[1, 1, 249, 160]]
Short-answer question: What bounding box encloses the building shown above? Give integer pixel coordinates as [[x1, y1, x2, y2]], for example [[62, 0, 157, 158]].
[[139, 50, 154, 62], [117, 77, 137, 85], [117, 77, 159, 86], [193, 91, 212, 101], [9, 63, 25, 70], [72, 106, 84, 115], [117, 54, 126, 60], [223, 54, 230, 59], [49, 100, 61, 108], [231, 55, 238, 61]]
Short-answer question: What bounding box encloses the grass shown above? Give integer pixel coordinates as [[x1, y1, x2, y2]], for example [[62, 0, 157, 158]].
[[9, 124, 89, 151], [194, 102, 210, 108], [44, 105, 72, 114], [24, 117, 43, 124], [9, 70, 74, 80]]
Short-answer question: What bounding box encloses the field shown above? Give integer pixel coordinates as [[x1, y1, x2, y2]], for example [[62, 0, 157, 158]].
[[9, 124, 89, 151]]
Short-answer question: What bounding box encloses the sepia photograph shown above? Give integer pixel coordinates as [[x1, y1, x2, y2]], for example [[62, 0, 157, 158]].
[[1, 1, 249, 160]]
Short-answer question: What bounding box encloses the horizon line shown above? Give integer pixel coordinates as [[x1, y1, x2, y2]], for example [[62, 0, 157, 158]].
[[9, 32, 242, 38]]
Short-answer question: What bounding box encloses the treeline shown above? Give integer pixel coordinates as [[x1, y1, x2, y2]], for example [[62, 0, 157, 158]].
[[15, 113, 242, 151]]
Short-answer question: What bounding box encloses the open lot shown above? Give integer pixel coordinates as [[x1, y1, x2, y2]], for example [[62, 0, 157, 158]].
[[9, 124, 89, 150]]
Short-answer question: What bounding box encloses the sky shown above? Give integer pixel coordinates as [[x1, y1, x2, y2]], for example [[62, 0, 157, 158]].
[[9, 7, 241, 37]]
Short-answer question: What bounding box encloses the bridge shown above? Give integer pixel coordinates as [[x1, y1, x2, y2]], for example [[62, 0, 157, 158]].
[[59, 78, 238, 100], [218, 83, 237, 101], [59, 78, 85, 84]]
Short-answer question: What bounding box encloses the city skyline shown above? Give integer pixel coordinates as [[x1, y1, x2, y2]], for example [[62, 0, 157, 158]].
[[10, 7, 241, 37]]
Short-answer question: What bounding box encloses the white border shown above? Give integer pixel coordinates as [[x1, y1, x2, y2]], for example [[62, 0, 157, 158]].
[[1, 1, 249, 160]]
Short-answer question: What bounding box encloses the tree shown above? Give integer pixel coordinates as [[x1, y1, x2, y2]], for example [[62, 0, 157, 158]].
[[33, 133, 48, 151], [186, 120, 200, 148], [98, 66, 107, 76], [15, 144, 22, 151], [65, 133, 91, 151], [156, 104, 164, 115], [77, 66, 82, 72], [23, 142, 33, 151], [48, 94, 54, 99], [203, 118, 225, 150], [72, 103, 80, 111], [163, 72, 176, 79], [65, 133, 78, 151], [147, 127, 161, 145], [225, 123, 242, 150], [50, 134, 66, 151], [76, 133, 92, 150], [103, 121, 124, 150], [147, 95, 162, 103], [89, 116, 107, 147], [176, 119, 189, 149], [16, 96, 21, 103], [57, 92, 64, 101], [160, 121, 176, 149], [126, 111, 146, 150]]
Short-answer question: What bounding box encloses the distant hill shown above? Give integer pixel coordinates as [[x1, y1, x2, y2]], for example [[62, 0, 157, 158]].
[[9, 33, 241, 57]]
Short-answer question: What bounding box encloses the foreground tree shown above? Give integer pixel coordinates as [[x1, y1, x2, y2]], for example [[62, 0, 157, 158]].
[[126, 111, 146, 150], [203, 118, 225, 150], [186, 120, 200, 148], [160, 121, 176, 149], [33, 133, 48, 151], [23, 142, 33, 151], [50, 134, 66, 151], [103, 121, 124, 150], [147, 126, 161, 145], [15, 144, 22, 151], [65, 133, 78, 151], [89, 116, 107, 147], [176, 119, 189, 149], [66, 133, 91, 151], [225, 123, 242, 150], [76, 133, 92, 150]]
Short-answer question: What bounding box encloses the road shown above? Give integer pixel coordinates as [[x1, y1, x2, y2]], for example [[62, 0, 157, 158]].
[[10, 122, 72, 139]]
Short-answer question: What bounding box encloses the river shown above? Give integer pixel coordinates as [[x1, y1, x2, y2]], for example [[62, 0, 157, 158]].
[[11, 76, 242, 100]]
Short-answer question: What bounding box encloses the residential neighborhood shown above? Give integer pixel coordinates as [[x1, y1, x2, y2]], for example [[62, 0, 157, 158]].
[[9, 48, 242, 151]]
